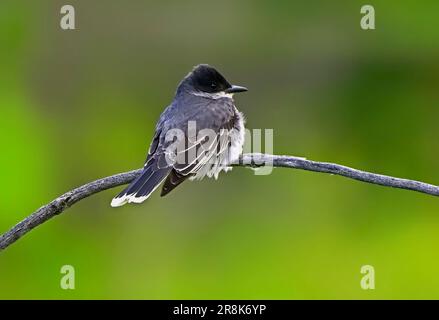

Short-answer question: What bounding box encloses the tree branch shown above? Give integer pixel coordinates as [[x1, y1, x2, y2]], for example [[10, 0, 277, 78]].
[[1, 153, 437, 251]]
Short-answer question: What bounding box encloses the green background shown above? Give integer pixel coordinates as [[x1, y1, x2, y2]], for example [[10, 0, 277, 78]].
[[1, 0, 438, 299]]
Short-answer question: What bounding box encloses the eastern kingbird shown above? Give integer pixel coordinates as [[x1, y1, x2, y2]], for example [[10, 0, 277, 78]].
[[111, 64, 247, 207]]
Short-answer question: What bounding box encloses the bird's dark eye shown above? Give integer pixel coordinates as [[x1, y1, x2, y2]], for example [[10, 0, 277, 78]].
[[210, 83, 217, 89]]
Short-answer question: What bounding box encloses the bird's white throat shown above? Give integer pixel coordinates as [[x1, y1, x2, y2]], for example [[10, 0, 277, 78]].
[[191, 90, 234, 100]]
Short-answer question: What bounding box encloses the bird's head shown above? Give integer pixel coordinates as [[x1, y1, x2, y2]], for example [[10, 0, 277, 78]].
[[179, 64, 248, 97]]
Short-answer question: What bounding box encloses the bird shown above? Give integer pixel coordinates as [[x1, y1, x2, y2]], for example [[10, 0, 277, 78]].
[[111, 64, 248, 207]]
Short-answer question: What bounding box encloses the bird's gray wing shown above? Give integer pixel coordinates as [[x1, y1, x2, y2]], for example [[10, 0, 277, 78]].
[[160, 97, 237, 195]]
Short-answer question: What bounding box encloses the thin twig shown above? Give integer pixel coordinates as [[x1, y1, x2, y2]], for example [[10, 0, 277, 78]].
[[0, 153, 437, 251]]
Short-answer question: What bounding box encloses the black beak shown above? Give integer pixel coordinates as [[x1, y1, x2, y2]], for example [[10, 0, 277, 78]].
[[225, 85, 248, 94]]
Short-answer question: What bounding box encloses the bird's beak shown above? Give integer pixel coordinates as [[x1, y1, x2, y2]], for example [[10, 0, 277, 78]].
[[225, 85, 248, 94]]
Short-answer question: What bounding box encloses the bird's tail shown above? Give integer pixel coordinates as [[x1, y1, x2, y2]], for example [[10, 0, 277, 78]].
[[111, 163, 171, 207]]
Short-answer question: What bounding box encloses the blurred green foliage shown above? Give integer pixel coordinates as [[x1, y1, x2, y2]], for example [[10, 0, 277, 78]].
[[0, 0, 439, 299]]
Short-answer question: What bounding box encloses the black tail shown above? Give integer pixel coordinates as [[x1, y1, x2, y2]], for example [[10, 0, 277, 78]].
[[160, 169, 189, 197], [111, 163, 171, 207]]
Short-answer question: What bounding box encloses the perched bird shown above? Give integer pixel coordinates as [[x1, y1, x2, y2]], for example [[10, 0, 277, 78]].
[[111, 64, 248, 207]]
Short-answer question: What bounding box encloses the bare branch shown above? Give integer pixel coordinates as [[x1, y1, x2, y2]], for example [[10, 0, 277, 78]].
[[1, 153, 437, 251]]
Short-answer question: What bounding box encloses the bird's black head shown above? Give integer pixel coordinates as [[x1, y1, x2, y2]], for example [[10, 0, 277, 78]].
[[181, 64, 248, 95]]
